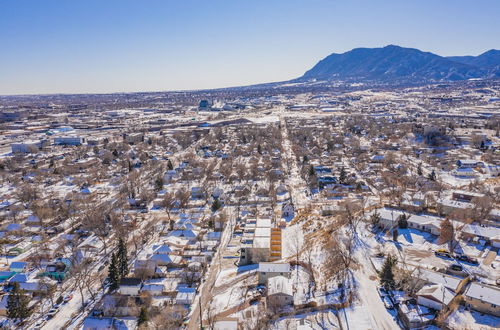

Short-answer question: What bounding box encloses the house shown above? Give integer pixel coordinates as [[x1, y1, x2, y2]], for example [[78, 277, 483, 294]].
[[83, 317, 117, 330], [437, 198, 473, 217], [6, 223, 22, 232], [9, 261, 28, 273], [464, 283, 500, 316], [118, 278, 142, 296], [416, 284, 455, 311], [0, 271, 14, 282], [258, 262, 291, 284], [164, 170, 178, 183], [133, 259, 157, 278], [140, 282, 165, 296], [176, 286, 196, 305], [452, 167, 478, 178], [267, 276, 293, 310], [152, 244, 172, 254], [191, 187, 204, 199], [102, 295, 140, 317], [374, 208, 442, 235], [411, 268, 462, 292], [456, 159, 484, 168], [124, 133, 144, 144], [461, 224, 500, 247], [42, 258, 71, 280], [150, 253, 172, 266], [54, 136, 83, 146], [25, 214, 41, 226], [240, 219, 271, 265], [451, 190, 485, 202], [370, 154, 385, 163], [214, 318, 239, 330], [8, 241, 32, 256], [11, 140, 43, 153]]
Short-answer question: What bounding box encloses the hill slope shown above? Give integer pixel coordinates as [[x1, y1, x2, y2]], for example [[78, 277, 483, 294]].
[[300, 45, 499, 82]]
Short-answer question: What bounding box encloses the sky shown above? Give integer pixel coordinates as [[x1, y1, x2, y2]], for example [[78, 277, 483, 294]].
[[1, 0, 499, 95]]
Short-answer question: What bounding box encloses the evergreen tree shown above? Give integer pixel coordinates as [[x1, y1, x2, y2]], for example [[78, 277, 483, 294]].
[[257, 144, 262, 155], [167, 159, 174, 170], [108, 252, 120, 291], [7, 282, 31, 321], [308, 165, 316, 177], [397, 214, 408, 229], [339, 167, 347, 184], [417, 163, 423, 176], [379, 254, 398, 290], [137, 306, 148, 326], [117, 238, 129, 277], [211, 198, 221, 212], [154, 176, 164, 192], [428, 170, 436, 181]]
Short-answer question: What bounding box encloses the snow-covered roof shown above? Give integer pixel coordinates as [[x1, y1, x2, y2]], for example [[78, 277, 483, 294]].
[[462, 224, 500, 240], [258, 262, 290, 273], [417, 269, 461, 291], [256, 218, 271, 228], [152, 244, 172, 254], [150, 253, 172, 264], [437, 198, 473, 210], [267, 275, 292, 296], [417, 284, 454, 305], [465, 283, 500, 306]]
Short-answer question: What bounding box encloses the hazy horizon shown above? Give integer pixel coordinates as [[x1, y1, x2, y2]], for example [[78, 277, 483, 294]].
[[1, 0, 499, 95]]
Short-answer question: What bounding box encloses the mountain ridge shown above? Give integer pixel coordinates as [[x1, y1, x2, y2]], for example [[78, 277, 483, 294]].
[[300, 45, 500, 82]]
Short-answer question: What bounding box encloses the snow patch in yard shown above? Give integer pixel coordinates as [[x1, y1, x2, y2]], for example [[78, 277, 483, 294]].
[[448, 307, 500, 330]]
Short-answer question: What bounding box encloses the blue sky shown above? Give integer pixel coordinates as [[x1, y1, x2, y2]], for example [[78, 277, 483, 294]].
[[1, 0, 499, 95]]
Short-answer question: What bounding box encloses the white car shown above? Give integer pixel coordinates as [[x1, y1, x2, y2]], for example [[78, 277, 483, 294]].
[[383, 296, 394, 309]]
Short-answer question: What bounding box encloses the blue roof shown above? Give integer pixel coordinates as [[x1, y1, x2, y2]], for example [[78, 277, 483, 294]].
[[10, 262, 27, 269]]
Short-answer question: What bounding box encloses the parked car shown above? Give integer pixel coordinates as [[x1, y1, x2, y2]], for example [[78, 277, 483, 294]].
[[377, 286, 388, 297], [45, 308, 58, 320], [435, 250, 451, 258], [383, 296, 394, 309], [455, 254, 479, 265], [449, 264, 463, 271], [63, 294, 73, 303], [33, 319, 46, 329]]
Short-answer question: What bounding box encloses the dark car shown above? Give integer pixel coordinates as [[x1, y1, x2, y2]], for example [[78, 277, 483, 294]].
[[449, 264, 463, 271], [435, 251, 451, 258], [456, 254, 479, 265]]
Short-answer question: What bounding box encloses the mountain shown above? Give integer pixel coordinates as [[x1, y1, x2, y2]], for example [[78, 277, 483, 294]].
[[447, 49, 500, 68], [300, 45, 500, 82]]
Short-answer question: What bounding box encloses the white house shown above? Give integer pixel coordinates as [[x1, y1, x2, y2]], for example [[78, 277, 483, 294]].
[[416, 284, 455, 311], [118, 278, 142, 296], [54, 136, 83, 146], [258, 262, 291, 284], [464, 283, 500, 316], [267, 275, 293, 310], [11, 140, 43, 153]]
